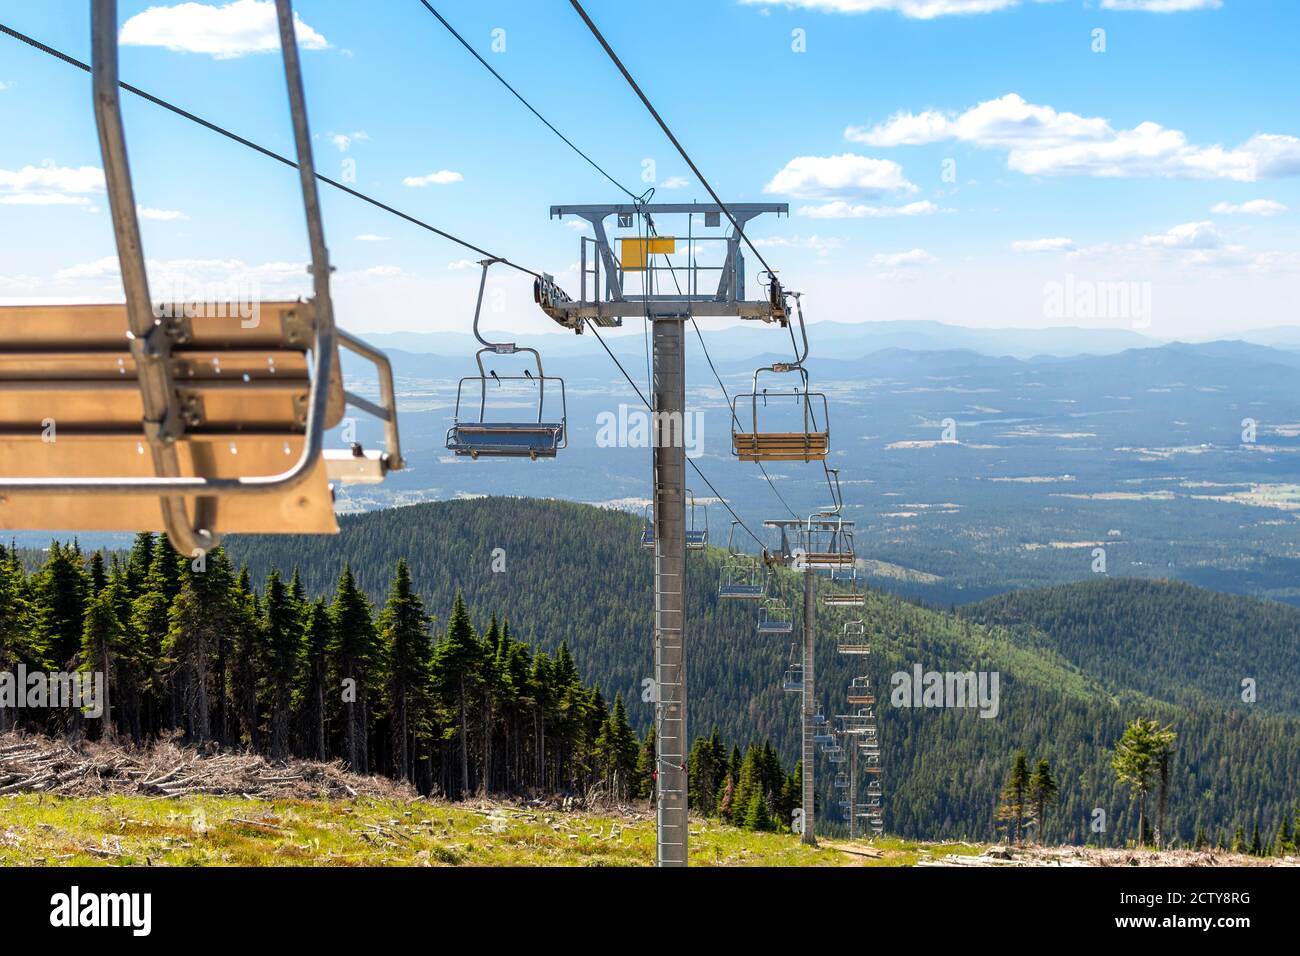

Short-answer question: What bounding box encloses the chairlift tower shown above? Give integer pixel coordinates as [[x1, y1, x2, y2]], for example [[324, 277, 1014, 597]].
[[539, 201, 788, 867]]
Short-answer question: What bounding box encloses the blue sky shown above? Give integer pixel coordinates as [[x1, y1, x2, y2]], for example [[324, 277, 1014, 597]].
[[1, 0, 1297, 340]]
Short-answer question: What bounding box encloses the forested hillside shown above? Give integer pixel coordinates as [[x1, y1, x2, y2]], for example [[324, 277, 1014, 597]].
[[225, 498, 1300, 846], [959, 578, 1300, 715]]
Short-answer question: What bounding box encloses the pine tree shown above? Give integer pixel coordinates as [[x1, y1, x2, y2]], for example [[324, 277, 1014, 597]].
[[634, 725, 656, 804], [379, 559, 435, 787], [31, 542, 87, 670], [163, 578, 212, 744], [432, 591, 480, 797], [329, 566, 378, 772], [1027, 758, 1059, 845], [1113, 719, 1160, 846], [295, 599, 332, 761], [1273, 817, 1293, 857], [743, 790, 772, 832], [996, 751, 1031, 845], [595, 693, 638, 801], [79, 584, 123, 739], [261, 570, 298, 761]]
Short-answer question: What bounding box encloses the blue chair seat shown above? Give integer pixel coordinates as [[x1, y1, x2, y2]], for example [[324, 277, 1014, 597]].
[[447, 422, 564, 459]]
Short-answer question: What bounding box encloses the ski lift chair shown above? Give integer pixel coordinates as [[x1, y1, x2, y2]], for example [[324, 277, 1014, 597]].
[[823, 584, 866, 608], [782, 663, 803, 693], [718, 522, 765, 599], [0, 0, 404, 555], [756, 592, 795, 635], [837, 621, 871, 655], [446, 260, 566, 460], [642, 489, 706, 551], [802, 516, 857, 572], [731, 364, 830, 462], [847, 676, 875, 705], [730, 299, 828, 462], [685, 490, 708, 550]]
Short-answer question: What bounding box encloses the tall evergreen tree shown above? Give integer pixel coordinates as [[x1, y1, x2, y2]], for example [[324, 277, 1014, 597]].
[[379, 559, 435, 788], [996, 751, 1031, 845]]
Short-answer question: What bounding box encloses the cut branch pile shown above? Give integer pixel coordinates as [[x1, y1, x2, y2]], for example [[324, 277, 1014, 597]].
[[0, 732, 413, 800]]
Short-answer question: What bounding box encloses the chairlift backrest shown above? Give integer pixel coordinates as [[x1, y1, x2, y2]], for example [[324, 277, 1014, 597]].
[[446, 260, 566, 460], [0, 0, 403, 554]]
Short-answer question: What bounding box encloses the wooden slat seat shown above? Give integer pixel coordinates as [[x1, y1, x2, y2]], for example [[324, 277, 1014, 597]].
[[732, 430, 829, 462], [0, 300, 382, 536]]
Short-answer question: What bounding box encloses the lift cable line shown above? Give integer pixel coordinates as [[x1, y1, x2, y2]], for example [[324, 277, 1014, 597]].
[[0, 21, 539, 279], [0, 17, 776, 554], [567, 0, 780, 282], [584, 322, 766, 551], [415, 0, 644, 203], [406, 3, 803, 518]]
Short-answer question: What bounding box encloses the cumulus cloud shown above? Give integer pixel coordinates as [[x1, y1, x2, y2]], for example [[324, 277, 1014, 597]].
[[354, 234, 390, 242], [1100, 0, 1221, 11], [798, 199, 943, 218], [659, 176, 690, 189], [764, 154, 917, 199], [737, 0, 1219, 14], [753, 235, 843, 256], [1210, 199, 1288, 217], [1011, 237, 1076, 253], [54, 256, 307, 294], [849, 93, 1109, 148], [329, 131, 369, 153], [872, 248, 935, 267], [137, 206, 188, 221], [847, 93, 1300, 182], [119, 0, 328, 59], [738, 0, 1021, 18], [0, 164, 104, 205], [1140, 221, 1225, 250], [403, 170, 464, 187]]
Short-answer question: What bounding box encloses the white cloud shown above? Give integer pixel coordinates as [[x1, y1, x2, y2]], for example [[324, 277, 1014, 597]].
[[403, 170, 464, 187], [448, 259, 477, 270], [848, 93, 1300, 182], [764, 154, 917, 199], [1011, 237, 1075, 253], [119, 0, 328, 60], [659, 176, 690, 189], [354, 234, 390, 242], [1211, 199, 1288, 217], [873, 248, 935, 267], [54, 256, 306, 291], [1100, 0, 1221, 11], [1140, 221, 1225, 250], [753, 235, 843, 256], [798, 199, 943, 218], [0, 81, 12, 92], [738, 0, 1022, 18], [0, 163, 104, 205], [849, 93, 1109, 148], [0, 273, 42, 291], [1244, 134, 1300, 177], [738, 0, 1218, 14], [137, 205, 188, 221], [564, 220, 588, 231], [329, 131, 369, 153]]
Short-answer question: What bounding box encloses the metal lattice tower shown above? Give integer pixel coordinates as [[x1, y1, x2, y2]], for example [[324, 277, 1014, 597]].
[[539, 201, 788, 866]]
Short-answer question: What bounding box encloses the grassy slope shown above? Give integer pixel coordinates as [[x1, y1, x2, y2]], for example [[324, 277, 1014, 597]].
[[1, 793, 982, 867]]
